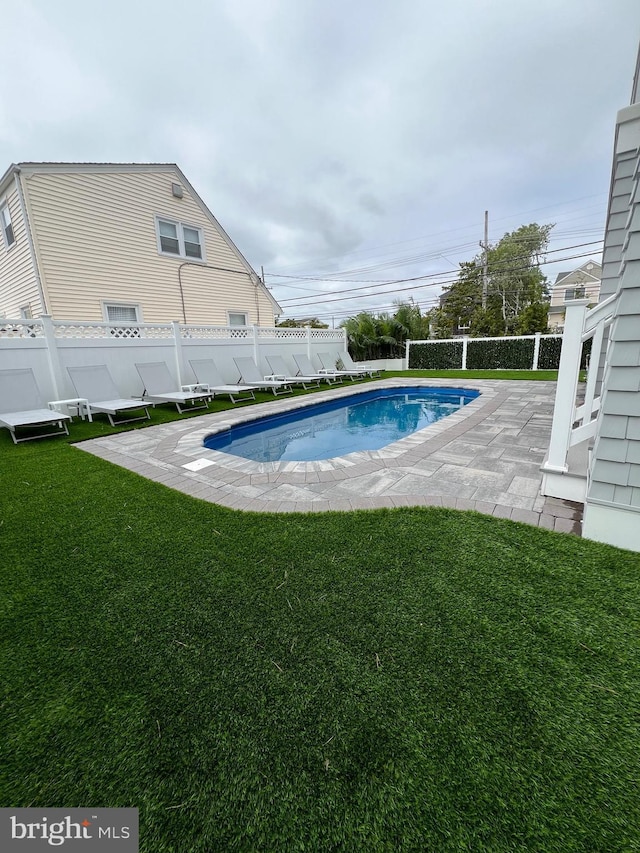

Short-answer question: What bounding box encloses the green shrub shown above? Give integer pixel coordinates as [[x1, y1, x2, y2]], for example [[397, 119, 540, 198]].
[[409, 341, 463, 369], [537, 337, 563, 370], [467, 338, 535, 370]]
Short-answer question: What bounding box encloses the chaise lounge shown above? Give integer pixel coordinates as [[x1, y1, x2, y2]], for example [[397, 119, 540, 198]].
[[0, 368, 71, 444], [338, 351, 381, 378], [233, 357, 294, 396], [136, 361, 212, 413], [266, 355, 322, 389], [188, 359, 257, 404], [68, 364, 152, 426], [317, 352, 365, 381], [292, 354, 343, 384]]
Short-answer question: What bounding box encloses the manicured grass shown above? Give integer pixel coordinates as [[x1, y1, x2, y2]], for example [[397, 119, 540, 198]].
[[1, 377, 638, 851], [388, 369, 560, 381]]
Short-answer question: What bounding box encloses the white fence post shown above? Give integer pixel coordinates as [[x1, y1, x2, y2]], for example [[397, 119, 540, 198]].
[[533, 333, 541, 370], [461, 336, 468, 370], [41, 315, 64, 398], [306, 325, 312, 358], [172, 321, 185, 384], [252, 325, 260, 366], [543, 299, 589, 472]]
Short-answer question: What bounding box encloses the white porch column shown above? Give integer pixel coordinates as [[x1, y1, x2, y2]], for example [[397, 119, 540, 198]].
[[542, 299, 589, 473]]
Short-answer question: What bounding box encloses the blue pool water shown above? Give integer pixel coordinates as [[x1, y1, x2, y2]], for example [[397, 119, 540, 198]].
[[204, 386, 479, 462]]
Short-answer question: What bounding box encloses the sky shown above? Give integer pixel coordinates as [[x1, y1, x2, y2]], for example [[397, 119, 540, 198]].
[[2, 0, 639, 326]]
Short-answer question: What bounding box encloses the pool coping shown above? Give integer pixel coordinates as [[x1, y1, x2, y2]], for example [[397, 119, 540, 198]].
[[75, 377, 583, 534]]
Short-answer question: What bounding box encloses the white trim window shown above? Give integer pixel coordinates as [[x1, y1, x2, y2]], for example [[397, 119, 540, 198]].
[[228, 311, 249, 326], [564, 287, 586, 301], [104, 303, 141, 323], [156, 217, 204, 260], [103, 302, 142, 337], [1, 201, 15, 248]]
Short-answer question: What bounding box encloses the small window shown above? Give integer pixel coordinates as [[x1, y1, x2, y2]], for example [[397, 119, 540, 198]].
[[1, 202, 15, 248], [564, 287, 585, 301], [228, 312, 248, 326], [20, 305, 32, 319], [104, 303, 141, 337], [156, 218, 203, 260], [158, 220, 180, 255], [106, 304, 140, 322]]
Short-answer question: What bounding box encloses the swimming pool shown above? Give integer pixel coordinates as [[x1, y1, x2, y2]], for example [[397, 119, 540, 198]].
[[204, 386, 479, 462]]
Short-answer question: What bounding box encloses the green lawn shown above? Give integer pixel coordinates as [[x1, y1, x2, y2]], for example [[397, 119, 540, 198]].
[[388, 369, 561, 381], [1, 376, 638, 852]]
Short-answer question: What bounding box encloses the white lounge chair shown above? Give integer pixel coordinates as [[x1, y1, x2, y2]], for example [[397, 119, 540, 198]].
[[0, 368, 71, 444], [338, 351, 381, 378], [266, 355, 321, 389], [233, 357, 294, 396], [317, 352, 365, 381], [136, 361, 211, 413], [188, 359, 257, 404], [68, 364, 152, 426], [292, 354, 343, 385]]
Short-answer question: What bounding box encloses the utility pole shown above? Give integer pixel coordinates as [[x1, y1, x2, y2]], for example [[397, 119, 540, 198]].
[[480, 210, 489, 310]]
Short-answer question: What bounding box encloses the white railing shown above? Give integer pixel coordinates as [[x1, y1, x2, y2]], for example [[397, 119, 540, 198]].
[[0, 319, 45, 338], [52, 321, 175, 339], [543, 295, 617, 475]]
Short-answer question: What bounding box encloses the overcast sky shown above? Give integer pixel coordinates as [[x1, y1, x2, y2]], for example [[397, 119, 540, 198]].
[[2, 0, 639, 324]]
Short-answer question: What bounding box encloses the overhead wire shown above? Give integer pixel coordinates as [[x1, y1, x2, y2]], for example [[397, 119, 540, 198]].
[[276, 243, 603, 307]]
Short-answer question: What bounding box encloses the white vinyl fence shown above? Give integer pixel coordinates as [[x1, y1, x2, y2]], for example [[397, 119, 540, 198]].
[[0, 317, 347, 402]]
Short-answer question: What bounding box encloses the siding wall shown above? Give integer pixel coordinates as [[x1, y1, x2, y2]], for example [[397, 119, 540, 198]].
[[583, 100, 640, 548], [20, 167, 276, 325], [0, 180, 42, 317], [549, 278, 600, 308]]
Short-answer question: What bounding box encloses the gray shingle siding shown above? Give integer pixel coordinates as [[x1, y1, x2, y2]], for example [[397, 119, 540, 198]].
[[592, 459, 630, 485], [600, 414, 629, 438], [607, 366, 640, 391], [586, 99, 640, 514], [609, 341, 640, 366]]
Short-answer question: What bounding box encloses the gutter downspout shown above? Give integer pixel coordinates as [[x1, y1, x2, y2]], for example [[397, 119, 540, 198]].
[[177, 262, 189, 324]]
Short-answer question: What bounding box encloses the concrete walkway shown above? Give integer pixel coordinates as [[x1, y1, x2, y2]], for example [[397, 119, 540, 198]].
[[76, 378, 583, 535]]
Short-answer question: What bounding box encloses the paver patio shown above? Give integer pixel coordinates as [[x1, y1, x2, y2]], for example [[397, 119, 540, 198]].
[[76, 378, 583, 534]]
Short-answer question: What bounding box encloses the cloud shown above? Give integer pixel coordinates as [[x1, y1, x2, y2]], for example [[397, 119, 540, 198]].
[[1, 0, 638, 320]]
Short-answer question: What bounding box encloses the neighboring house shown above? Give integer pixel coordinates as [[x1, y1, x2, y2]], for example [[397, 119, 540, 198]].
[[547, 260, 601, 330], [0, 162, 281, 326]]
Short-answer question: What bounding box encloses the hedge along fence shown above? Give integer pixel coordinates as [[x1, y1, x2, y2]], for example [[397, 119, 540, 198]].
[[407, 334, 592, 371]]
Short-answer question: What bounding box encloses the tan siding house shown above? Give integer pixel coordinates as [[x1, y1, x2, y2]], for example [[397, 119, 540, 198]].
[[0, 177, 44, 317], [547, 260, 601, 330], [0, 162, 280, 325]]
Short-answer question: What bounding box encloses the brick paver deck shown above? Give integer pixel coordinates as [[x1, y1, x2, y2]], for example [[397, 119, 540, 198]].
[[76, 378, 583, 535]]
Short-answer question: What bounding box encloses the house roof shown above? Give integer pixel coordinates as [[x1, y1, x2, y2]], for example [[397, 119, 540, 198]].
[[552, 260, 602, 288]]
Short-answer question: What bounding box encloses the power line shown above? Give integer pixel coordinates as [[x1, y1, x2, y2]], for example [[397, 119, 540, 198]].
[[270, 237, 602, 291], [277, 243, 603, 307], [269, 192, 608, 275]]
